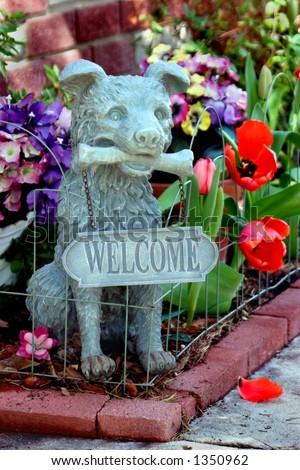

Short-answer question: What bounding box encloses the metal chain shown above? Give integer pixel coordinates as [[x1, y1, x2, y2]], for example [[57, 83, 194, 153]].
[[82, 169, 96, 231], [178, 177, 186, 225]]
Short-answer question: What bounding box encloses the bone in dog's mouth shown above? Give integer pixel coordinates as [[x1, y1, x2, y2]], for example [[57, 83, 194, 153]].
[[92, 139, 153, 175], [94, 138, 115, 148]]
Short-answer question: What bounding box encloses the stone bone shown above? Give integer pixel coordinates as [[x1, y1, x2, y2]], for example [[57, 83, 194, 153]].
[[74, 143, 194, 177], [26, 58, 194, 381]]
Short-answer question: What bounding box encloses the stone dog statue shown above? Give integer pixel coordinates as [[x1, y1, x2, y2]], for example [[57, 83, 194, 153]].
[[26, 59, 193, 381]]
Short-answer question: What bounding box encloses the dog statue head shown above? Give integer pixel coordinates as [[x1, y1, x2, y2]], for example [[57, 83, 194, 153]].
[[59, 59, 190, 177]]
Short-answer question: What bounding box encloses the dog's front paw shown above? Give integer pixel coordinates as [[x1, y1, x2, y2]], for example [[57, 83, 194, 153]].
[[139, 351, 176, 374], [81, 355, 116, 381]]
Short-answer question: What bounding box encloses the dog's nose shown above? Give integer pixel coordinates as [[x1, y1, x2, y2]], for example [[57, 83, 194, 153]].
[[135, 129, 160, 148]]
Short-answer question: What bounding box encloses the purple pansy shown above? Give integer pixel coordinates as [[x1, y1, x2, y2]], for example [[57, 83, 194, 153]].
[[0, 93, 72, 226], [140, 45, 247, 131]]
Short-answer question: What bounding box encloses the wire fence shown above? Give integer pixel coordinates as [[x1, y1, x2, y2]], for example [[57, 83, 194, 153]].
[[0, 94, 299, 395]]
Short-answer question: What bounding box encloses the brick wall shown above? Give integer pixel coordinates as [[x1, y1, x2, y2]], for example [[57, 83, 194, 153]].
[[0, 0, 151, 96]]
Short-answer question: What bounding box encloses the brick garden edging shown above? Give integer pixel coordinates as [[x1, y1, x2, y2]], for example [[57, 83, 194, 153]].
[[0, 281, 299, 442]]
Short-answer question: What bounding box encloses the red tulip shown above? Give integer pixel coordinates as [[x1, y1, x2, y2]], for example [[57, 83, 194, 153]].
[[238, 376, 283, 402], [238, 216, 290, 272], [225, 120, 277, 191], [193, 158, 216, 194], [295, 67, 300, 81]]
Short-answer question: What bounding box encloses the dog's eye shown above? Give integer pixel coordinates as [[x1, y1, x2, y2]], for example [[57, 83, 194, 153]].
[[108, 108, 125, 122], [155, 108, 168, 121]]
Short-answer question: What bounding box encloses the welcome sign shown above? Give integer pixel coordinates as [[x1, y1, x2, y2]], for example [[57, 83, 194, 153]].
[[62, 227, 218, 287]]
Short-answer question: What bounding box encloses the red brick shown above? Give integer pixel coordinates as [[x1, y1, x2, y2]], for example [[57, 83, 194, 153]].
[[290, 278, 300, 288], [27, 12, 76, 57], [0, 74, 8, 95], [8, 61, 49, 96], [93, 37, 135, 75], [8, 48, 92, 96], [76, 3, 120, 43], [47, 47, 93, 71], [0, 0, 47, 15], [98, 398, 182, 442], [254, 288, 300, 340], [168, 347, 248, 410], [217, 315, 288, 373], [0, 387, 109, 437], [174, 393, 197, 422], [120, 0, 150, 32]]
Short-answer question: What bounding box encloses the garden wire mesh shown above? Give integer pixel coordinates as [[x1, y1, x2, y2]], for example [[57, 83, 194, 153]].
[[0, 89, 299, 394]]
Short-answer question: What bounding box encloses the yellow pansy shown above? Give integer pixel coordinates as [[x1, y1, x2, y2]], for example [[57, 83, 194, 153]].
[[171, 48, 191, 63], [147, 44, 172, 63], [181, 102, 211, 136], [187, 74, 205, 98]]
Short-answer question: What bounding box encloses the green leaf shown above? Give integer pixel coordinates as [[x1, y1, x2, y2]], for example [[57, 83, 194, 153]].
[[0, 60, 7, 81], [164, 261, 243, 316], [266, 86, 289, 130], [186, 175, 201, 226], [272, 130, 300, 154], [161, 309, 186, 321], [245, 53, 259, 118], [249, 183, 300, 219], [204, 187, 224, 238], [157, 180, 181, 213], [162, 333, 191, 343], [251, 102, 265, 121], [280, 167, 300, 186], [284, 215, 299, 258]]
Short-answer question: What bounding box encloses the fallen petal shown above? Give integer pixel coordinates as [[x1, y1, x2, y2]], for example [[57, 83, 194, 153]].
[[238, 376, 283, 402]]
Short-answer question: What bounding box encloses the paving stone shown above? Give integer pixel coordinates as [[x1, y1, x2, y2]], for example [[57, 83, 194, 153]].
[[254, 288, 300, 340], [98, 398, 182, 442], [0, 385, 109, 438]]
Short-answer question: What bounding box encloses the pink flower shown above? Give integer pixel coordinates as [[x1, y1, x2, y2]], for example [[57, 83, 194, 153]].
[[170, 93, 189, 126], [0, 140, 21, 164], [21, 141, 41, 159], [19, 161, 41, 184], [0, 131, 27, 143], [16, 326, 57, 361], [193, 158, 216, 194], [3, 187, 22, 212], [58, 107, 72, 131], [0, 175, 13, 192]]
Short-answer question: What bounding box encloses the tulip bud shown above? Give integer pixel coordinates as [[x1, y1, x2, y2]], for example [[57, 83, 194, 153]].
[[258, 65, 273, 100], [193, 157, 216, 195], [287, 0, 299, 24]]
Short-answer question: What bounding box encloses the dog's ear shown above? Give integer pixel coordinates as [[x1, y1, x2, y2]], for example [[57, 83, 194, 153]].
[[144, 61, 190, 95], [59, 59, 106, 96]]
